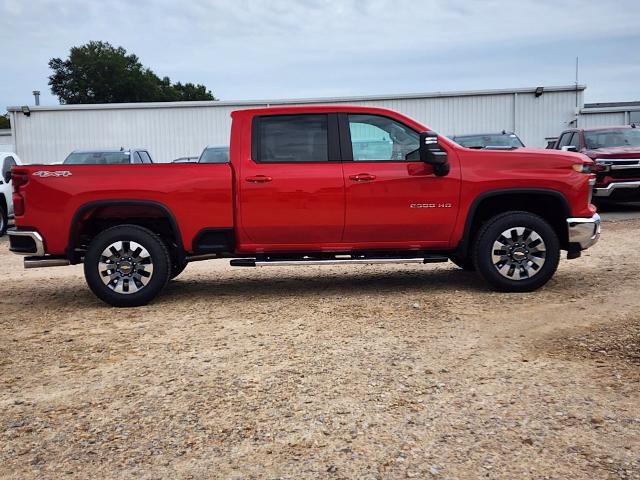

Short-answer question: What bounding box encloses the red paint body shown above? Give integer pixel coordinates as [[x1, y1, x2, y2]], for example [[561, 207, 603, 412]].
[[12, 106, 596, 258]]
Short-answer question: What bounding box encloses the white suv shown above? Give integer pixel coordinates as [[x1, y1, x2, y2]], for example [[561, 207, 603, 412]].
[[1, 152, 22, 236]]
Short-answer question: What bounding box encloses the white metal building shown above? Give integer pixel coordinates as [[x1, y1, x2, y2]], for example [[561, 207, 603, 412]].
[[0, 129, 14, 152], [7, 85, 587, 164], [579, 101, 640, 129]]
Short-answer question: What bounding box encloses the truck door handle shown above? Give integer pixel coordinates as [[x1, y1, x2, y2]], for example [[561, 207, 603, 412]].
[[349, 173, 376, 182], [245, 175, 273, 183]]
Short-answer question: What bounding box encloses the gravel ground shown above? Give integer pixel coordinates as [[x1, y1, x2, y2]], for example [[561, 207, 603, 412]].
[[1, 220, 639, 479]]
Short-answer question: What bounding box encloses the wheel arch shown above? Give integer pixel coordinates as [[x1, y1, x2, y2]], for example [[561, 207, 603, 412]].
[[457, 189, 571, 258], [68, 200, 184, 264]]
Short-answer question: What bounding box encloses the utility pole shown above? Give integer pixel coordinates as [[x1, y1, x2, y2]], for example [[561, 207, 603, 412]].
[[575, 57, 579, 127]]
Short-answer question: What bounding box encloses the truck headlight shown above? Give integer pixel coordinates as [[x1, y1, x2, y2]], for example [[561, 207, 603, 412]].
[[572, 163, 592, 173]]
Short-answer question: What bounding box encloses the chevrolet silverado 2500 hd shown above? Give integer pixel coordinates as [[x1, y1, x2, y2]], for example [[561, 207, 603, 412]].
[[8, 106, 600, 307]]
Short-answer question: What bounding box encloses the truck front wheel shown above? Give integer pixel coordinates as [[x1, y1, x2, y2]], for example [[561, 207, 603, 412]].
[[473, 212, 560, 292], [84, 225, 171, 307]]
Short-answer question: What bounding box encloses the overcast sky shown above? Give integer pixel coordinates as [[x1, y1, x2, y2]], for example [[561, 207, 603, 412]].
[[1, 0, 639, 110]]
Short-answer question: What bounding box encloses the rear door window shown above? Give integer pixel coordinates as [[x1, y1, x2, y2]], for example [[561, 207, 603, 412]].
[[254, 114, 329, 163]]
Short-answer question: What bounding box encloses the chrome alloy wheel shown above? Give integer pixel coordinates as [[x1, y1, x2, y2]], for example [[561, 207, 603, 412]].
[[98, 240, 154, 294], [491, 227, 546, 280]]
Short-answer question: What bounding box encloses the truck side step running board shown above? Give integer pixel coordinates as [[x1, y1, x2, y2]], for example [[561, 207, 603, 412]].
[[230, 255, 448, 268], [24, 256, 71, 269]]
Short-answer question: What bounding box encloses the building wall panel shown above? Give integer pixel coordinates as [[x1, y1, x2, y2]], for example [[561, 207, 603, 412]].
[[580, 112, 626, 128], [0, 129, 13, 152]]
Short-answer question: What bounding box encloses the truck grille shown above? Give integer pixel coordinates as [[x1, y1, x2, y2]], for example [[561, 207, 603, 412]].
[[610, 170, 640, 180], [596, 158, 640, 180]]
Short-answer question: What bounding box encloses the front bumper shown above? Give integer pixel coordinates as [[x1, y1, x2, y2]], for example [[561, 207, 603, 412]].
[[7, 229, 45, 256], [566, 214, 601, 250], [593, 180, 640, 198]]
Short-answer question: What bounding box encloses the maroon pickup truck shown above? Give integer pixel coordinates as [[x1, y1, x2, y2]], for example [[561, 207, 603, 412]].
[[554, 126, 640, 201]]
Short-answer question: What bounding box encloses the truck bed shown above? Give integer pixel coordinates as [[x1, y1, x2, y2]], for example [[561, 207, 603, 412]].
[[12, 163, 234, 255]]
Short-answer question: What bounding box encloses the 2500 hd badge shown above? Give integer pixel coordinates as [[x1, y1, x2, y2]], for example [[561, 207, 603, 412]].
[[410, 203, 453, 208]]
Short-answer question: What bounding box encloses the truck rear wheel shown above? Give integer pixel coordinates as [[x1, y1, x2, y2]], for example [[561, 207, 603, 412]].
[[473, 211, 560, 292], [83, 225, 171, 307]]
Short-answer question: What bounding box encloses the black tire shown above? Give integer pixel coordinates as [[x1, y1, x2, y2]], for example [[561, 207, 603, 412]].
[[170, 261, 188, 280], [0, 206, 7, 237], [84, 225, 171, 307], [473, 211, 560, 292], [449, 254, 475, 271]]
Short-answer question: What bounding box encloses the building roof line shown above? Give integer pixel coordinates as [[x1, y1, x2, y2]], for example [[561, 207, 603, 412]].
[[581, 105, 640, 114], [584, 101, 640, 109], [8, 85, 587, 113]]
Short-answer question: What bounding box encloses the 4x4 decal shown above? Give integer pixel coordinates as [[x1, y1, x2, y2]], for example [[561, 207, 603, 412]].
[[32, 171, 72, 178]]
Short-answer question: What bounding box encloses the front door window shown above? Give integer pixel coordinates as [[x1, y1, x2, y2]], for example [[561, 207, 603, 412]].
[[348, 114, 420, 162]]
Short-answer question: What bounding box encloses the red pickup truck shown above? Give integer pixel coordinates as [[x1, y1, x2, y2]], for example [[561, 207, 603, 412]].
[[8, 106, 600, 307]]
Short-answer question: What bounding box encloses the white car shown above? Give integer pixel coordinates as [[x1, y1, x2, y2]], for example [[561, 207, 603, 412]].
[[1, 152, 22, 236]]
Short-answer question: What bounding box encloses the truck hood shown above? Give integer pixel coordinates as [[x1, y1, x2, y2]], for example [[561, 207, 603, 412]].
[[457, 145, 593, 169], [508, 147, 594, 164], [583, 146, 640, 159]]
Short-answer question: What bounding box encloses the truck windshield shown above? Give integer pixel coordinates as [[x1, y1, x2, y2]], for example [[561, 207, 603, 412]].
[[584, 129, 640, 149], [64, 152, 131, 164], [454, 134, 524, 149]]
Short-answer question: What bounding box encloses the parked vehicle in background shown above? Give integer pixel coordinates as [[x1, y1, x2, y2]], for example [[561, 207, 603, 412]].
[[172, 157, 198, 163], [450, 131, 525, 150], [8, 105, 599, 307], [64, 148, 154, 165], [198, 146, 230, 163], [553, 125, 640, 202], [0, 152, 22, 235], [545, 137, 558, 149]]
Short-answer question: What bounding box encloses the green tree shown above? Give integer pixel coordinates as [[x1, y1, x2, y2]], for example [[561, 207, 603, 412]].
[[172, 82, 217, 101], [48, 41, 216, 104], [0, 113, 9, 129]]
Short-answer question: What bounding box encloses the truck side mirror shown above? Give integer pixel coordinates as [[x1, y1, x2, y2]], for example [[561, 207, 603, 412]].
[[419, 131, 450, 176], [561, 145, 578, 152]]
